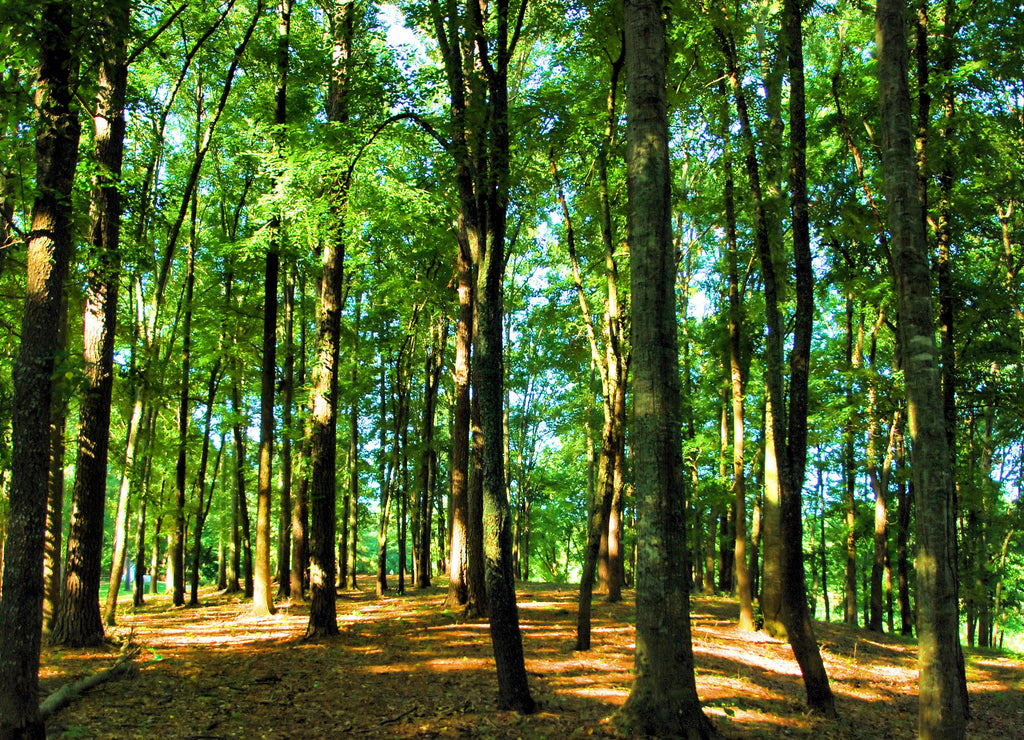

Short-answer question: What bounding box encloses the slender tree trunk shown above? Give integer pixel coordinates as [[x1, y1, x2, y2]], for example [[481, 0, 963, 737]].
[[615, 1, 712, 735], [843, 298, 859, 626], [723, 103, 754, 629], [876, 0, 966, 733], [760, 395, 785, 635], [231, 381, 254, 597], [291, 268, 311, 599], [189, 364, 223, 605], [150, 490, 163, 595], [133, 496, 147, 607], [345, 290, 361, 590], [106, 388, 144, 625], [271, 0, 293, 602], [418, 313, 446, 588], [0, 0, 80, 730], [819, 467, 830, 622], [42, 304, 69, 635], [171, 184, 200, 608], [254, 232, 279, 616], [778, 0, 835, 713], [445, 240, 474, 611], [376, 349, 393, 598]]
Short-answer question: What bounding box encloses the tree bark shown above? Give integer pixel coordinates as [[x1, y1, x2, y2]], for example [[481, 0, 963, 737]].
[[0, 0, 81, 731], [843, 298, 859, 626], [231, 381, 254, 597], [418, 312, 447, 588], [445, 239, 474, 610], [345, 290, 361, 590], [306, 0, 356, 636], [42, 304, 69, 635], [875, 0, 966, 733], [615, 1, 713, 736], [52, 0, 128, 645], [778, 0, 835, 713], [253, 230, 279, 616], [723, 94, 754, 630], [189, 364, 223, 606]]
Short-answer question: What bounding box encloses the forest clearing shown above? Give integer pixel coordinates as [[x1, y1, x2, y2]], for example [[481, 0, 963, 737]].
[[40, 583, 1024, 739]]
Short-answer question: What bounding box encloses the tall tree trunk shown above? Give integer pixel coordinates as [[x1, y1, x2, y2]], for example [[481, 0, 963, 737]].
[[723, 98, 754, 630], [0, 0, 80, 731], [105, 388, 144, 625], [291, 268, 311, 599], [53, 0, 128, 643], [445, 239, 475, 611], [189, 364, 223, 605], [42, 304, 69, 635], [254, 229, 279, 616], [760, 394, 785, 634], [418, 313, 447, 588], [778, 0, 835, 713], [272, 0, 293, 602], [231, 381, 254, 597], [133, 496, 147, 607], [375, 347, 394, 598], [306, 216, 343, 634], [466, 0, 535, 710], [843, 298, 859, 626], [876, 0, 966, 733], [345, 290, 361, 590], [150, 489, 163, 595], [98, 0, 135, 619], [615, 1, 712, 735], [172, 184, 199, 608]]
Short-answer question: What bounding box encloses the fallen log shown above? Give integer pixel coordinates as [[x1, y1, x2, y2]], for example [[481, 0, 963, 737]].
[[39, 644, 139, 721]]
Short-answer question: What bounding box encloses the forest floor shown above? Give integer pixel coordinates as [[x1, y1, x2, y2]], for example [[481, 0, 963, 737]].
[[39, 581, 1023, 739]]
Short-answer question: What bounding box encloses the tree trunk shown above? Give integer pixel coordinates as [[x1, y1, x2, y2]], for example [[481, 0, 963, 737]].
[[273, 0, 293, 602], [189, 364, 223, 605], [106, 388, 144, 625], [345, 289, 361, 590], [445, 238, 475, 611], [723, 102, 754, 630], [615, 1, 712, 736], [291, 268, 311, 599], [253, 234, 279, 616], [777, 0, 836, 713], [133, 495, 147, 607], [95, 0, 132, 625], [42, 304, 69, 635], [0, 0, 80, 731], [305, 217, 342, 634], [52, 0, 128, 644], [760, 395, 785, 635], [843, 298, 859, 626], [231, 381, 255, 597], [875, 0, 966, 733], [150, 492, 163, 595]]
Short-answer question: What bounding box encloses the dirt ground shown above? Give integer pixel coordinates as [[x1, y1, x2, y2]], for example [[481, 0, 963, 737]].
[[39, 582, 1023, 738]]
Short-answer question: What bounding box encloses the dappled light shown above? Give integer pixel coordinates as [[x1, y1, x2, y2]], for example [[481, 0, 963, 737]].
[[34, 583, 1024, 738]]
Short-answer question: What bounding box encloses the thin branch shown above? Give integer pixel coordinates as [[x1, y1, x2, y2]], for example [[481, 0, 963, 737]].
[[127, 2, 190, 65]]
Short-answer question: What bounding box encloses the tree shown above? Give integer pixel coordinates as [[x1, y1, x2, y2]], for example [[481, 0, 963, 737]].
[[306, 0, 355, 638], [875, 0, 966, 735], [0, 0, 81, 732], [614, 0, 713, 736]]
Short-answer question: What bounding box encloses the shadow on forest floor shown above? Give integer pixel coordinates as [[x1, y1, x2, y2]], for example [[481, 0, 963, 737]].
[[39, 582, 1024, 739]]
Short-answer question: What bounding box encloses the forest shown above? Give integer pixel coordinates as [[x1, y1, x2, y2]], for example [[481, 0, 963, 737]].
[[0, 0, 1022, 737]]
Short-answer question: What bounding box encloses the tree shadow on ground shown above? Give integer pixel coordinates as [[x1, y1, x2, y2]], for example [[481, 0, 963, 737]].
[[40, 583, 1024, 739]]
